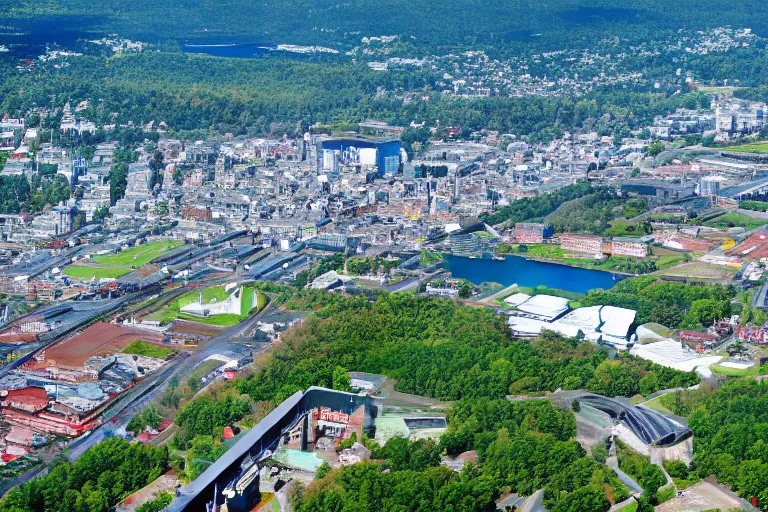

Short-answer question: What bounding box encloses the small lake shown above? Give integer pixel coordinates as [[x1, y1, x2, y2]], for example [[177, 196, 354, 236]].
[[444, 254, 623, 294], [182, 43, 274, 58]]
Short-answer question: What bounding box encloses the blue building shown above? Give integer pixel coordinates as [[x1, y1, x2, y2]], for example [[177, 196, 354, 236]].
[[316, 137, 402, 176]]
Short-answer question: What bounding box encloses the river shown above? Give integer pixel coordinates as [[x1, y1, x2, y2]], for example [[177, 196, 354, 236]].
[[444, 254, 623, 294]]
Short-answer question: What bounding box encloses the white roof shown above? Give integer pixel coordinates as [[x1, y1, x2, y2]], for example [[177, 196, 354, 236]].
[[600, 306, 636, 338], [444, 223, 461, 234], [516, 294, 570, 320], [507, 316, 549, 335], [503, 292, 531, 306], [630, 339, 722, 372]]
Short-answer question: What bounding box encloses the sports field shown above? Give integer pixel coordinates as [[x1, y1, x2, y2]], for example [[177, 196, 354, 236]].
[[91, 239, 183, 267], [63, 239, 183, 281]]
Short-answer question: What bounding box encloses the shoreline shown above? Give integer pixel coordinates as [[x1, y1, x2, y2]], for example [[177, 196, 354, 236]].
[[455, 251, 637, 277]]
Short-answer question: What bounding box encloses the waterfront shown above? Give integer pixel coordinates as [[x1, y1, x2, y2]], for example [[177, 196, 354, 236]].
[[445, 254, 622, 294]]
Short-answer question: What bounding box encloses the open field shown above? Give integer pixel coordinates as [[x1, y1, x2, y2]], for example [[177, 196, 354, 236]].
[[144, 284, 267, 327], [91, 240, 183, 267], [702, 212, 768, 230], [697, 86, 740, 95], [63, 240, 183, 281], [640, 395, 675, 416], [63, 265, 133, 280], [655, 262, 738, 281], [122, 340, 174, 360], [722, 141, 768, 154], [710, 363, 763, 377]]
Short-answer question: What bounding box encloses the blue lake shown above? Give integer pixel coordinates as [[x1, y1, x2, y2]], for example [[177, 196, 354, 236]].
[[444, 255, 623, 294]]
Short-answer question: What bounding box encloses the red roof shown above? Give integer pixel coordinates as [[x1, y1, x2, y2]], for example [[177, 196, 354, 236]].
[[222, 426, 235, 439], [158, 418, 173, 431]]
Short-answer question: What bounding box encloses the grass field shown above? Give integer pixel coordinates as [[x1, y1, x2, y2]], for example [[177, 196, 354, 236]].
[[64, 239, 184, 281], [656, 485, 676, 504], [63, 265, 133, 280], [187, 359, 225, 383], [710, 363, 763, 377], [722, 141, 768, 154], [92, 239, 183, 267], [145, 284, 268, 326], [122, 340, 174, 359], [702, 212, 768, 230], [640, 395, 675, 415]]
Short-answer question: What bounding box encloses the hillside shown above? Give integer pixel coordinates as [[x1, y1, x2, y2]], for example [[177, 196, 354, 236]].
[[2, 0, 768, 50]]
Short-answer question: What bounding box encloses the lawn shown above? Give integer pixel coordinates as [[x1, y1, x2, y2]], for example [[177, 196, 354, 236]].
[[122, 340, 174, 359], [63, 265, 133, 280], [656, 485, 676, 504], [710, 363, 763, 377], [64, 239, 183, 281], [187, 359, 225, 383], [640, 395, 675, 416], [144, 284, 268, 327], [92, 239, 183, 267], [702, 212, 768, 230], [722, 141, 768, 154]]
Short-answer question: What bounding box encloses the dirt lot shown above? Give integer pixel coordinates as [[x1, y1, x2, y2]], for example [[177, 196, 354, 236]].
[[654, 481, 752, 512], [34, 322, 163, 369]]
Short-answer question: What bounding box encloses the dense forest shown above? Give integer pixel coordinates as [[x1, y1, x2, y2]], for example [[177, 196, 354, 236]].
[[482, 181, 594, 226], [581, 275, 735, 329], [0, 438, 168, 512], [235, 286, 699, 403], [1, 0, 768, 53], [0, 50, 712, 141]]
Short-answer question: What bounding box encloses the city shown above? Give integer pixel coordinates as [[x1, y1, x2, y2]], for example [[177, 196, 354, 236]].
[[2, 3, 768, 512]]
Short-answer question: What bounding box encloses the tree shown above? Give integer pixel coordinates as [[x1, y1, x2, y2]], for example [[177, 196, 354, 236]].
[[332, 366, 351, 391], [647, 140, 665, 157]]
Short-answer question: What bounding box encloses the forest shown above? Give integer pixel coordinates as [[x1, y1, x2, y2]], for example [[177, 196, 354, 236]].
[[1, 0, 768, 54], [0, 50, 713, 141], [482, 181, 594, 226], [581, 275, 735, 329], [233, 288, 699, 404], [0, 438, 168, 512]]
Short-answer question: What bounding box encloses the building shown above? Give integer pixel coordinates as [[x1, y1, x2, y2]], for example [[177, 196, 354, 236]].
[[611, 238, 649, 258], [560, 234, 604, 255], [700, 175, 726, 196], [316, 137, 402, 176], [180, 205, 213, 223], [515, 223, 553, 244], [26, 282, 57, 301]]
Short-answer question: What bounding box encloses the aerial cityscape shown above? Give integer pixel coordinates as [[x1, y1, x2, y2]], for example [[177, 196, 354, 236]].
[[2, 1, 768, 512]]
